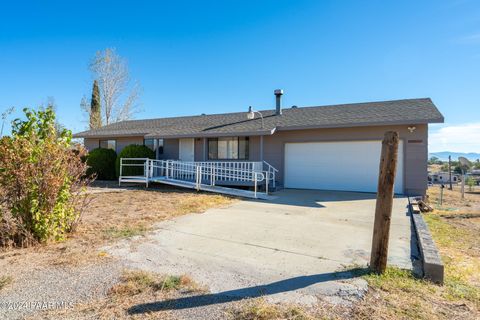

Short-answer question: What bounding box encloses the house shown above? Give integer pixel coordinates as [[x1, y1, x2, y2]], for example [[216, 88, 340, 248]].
[[74, 91, 444, 196], [428, 172, 460, 184]]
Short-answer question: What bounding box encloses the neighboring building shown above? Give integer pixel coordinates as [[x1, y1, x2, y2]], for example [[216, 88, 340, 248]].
[[74, 92, 444, 195], [429, 172, 460, 184]]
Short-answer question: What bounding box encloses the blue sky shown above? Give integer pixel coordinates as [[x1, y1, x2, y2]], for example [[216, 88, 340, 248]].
[[0, 0, 479, 152]]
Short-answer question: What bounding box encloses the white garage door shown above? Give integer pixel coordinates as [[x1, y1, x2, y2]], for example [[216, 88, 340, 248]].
[[284, 140, 404, 193]]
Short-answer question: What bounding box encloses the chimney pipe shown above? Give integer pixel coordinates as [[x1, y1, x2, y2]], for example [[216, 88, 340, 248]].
[[274, 89, 283, 115]]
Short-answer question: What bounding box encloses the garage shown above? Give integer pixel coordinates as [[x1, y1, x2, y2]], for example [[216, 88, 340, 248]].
[[284, 140, 404, 193]]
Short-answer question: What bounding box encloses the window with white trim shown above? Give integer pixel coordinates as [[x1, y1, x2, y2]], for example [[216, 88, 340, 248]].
[[208, 137, 249, 160], [99, 139, 116, 151]]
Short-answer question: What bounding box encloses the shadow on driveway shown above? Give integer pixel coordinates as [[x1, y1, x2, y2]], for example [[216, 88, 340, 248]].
[[127, 268, 370, 315]]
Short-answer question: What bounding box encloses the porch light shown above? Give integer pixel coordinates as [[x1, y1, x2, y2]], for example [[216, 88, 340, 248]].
[[247, 106, 264, 128]]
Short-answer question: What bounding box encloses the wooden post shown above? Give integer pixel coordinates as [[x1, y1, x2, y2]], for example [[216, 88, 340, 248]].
[[440, 184, 444, 205], [448, 155, 452, 190], [370, 131, 399, 274]]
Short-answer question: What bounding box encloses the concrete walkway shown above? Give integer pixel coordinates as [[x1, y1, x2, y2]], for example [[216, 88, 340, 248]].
[[107, 189, 417, 308]]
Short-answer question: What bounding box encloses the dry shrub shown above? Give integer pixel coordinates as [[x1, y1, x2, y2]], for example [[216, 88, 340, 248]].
[[0, 107, 91, 247]]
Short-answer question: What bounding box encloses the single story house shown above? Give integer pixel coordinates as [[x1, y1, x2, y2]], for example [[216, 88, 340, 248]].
[[428, 172, 460, 184], [74, 91, 444, 195]]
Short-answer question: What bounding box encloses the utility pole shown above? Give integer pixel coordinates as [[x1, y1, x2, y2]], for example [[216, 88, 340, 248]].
[[370, 131, 399, 274], [448, 155, 452, 190]]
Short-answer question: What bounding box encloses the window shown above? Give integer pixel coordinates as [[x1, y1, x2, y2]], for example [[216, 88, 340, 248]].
[[143, 139, 164, 154], [208, 137, 249, 160], [99, 139, 116, 151], [144, 139, 155, 151]]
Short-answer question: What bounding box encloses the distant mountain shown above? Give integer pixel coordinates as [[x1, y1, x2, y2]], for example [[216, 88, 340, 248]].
[[429, 152, 480, 161]]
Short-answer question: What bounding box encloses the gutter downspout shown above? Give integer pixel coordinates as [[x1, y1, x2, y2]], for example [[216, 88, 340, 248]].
[[260, 135, 264, 162], [154, 139, 159, 160], [203, 138, 207, 161]]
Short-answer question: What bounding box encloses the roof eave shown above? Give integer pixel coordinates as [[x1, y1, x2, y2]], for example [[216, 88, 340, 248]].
[[72, 132, 150, 139], [145, 128, 276, 139], [275, 118, 445, 132]]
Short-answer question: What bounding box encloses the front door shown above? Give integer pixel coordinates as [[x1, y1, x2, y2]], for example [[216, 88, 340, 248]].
[[179, 138, 195, 162]]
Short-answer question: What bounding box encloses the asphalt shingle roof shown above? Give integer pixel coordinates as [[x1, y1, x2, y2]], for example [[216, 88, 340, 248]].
[[73, 98, 444, 138]]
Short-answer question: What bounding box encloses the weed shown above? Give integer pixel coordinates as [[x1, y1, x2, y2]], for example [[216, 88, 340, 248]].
[[103, 225, 148, 239], [228, 298, 314, 320], [0, 275, 12, 290]]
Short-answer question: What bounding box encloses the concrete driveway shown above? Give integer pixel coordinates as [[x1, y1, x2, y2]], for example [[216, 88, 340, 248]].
[[107, 189, 416, 309]]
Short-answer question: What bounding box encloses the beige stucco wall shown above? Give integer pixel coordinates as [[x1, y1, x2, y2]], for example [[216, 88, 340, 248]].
[[84, 138, 100, 152]]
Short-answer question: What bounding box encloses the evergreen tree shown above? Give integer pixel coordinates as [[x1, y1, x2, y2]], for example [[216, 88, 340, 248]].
[[89, 80, 102, 129]]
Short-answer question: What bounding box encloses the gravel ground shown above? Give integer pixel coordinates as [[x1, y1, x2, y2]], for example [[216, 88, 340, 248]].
[[0, 260, 122, 320]]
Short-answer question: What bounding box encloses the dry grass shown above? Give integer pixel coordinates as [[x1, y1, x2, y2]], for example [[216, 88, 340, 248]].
[[110, 270, 205, 297], [0, 275, 12, 290], [350, 267, 474, 320], [428, 185, 480, 215], [227, 298, 319, 320]]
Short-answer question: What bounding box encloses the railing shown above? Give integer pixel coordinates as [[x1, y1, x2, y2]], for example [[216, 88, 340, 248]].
[[118, 158, 151, 187], [263, 160, 278, 188], [150, 160, 266, 197], [119, 158, 278, 198]]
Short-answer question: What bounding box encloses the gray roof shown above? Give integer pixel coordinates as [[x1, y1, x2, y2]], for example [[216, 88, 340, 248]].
[[73, 98, 444, 139]]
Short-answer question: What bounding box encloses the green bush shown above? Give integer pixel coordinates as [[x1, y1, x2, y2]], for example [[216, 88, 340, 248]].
[[86, 148, 117, 180], [0, 107, 90, 246], [115, 144, 155, 177]]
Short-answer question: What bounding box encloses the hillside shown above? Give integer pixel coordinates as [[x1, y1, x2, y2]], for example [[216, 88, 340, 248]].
[[429, 151, 480, 161]]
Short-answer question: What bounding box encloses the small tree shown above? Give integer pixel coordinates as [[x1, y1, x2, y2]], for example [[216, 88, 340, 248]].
[[89, 80, 102, 129], [466, 177, 475, 192], [454, 165, 465, 175], [0, 107, 90, 247], [428, 156, 442, 165]]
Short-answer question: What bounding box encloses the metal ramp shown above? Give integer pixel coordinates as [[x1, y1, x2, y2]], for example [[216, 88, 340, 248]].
[[119, 158, 278, 200]]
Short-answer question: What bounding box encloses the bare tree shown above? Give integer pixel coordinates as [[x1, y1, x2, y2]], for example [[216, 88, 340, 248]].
[[88, 48, 141, 125], [1, 106, 15, 136], [39, 97, 64, 133]]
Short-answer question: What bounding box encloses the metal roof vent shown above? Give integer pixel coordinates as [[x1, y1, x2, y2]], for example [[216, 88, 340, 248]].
[[274, 89, 283, 115]]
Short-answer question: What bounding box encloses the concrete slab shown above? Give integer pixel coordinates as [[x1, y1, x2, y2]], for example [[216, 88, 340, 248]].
[[106, 189, 416, 307]]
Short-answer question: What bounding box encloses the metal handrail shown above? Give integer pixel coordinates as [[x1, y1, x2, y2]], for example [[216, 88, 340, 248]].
[[263, 160, 279, 172], [262, 160, 278, 188], [150, 160, 265, 182], [119, 158, 276, 198]]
